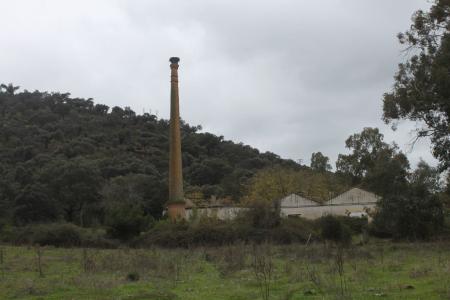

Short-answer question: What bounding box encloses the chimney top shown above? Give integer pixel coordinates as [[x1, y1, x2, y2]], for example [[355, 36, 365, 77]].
[[169, 57, 180, 64]]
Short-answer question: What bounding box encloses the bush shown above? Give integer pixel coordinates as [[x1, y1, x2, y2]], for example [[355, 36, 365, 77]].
[[134, 218, 238, 247], [335, 216, 368, 234], [134, 216, 319, 248], [126, 272, 140, 282], [105, 204, 153, 241], [318, 215, 352, 246], [372, 193, 444, 240], [134, 220, 190, 248], [269, 218, 318, 244], [1, 223, 118, 248], [243, 200, 281, 229]]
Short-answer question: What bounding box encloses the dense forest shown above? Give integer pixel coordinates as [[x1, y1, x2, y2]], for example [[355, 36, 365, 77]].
[[0, 86, 316, 226]]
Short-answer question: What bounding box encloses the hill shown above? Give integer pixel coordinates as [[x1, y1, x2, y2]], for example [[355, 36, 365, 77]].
[[0, 85, 301, 224]]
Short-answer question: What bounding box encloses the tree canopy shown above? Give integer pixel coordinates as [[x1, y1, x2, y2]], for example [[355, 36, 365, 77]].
[[310, 152, 332, 173], [0, 86, 300, 228], [383, 0, 450, 171]]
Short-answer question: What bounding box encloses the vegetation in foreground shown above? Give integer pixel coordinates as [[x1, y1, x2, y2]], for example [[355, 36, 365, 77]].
[[0, 241, 450, 300]]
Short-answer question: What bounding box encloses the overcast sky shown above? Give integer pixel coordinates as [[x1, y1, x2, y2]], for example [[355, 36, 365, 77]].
[[0, 0, 437, 168]]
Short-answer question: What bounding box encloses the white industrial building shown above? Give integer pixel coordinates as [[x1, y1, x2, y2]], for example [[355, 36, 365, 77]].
[[185, 187, 379, 221], [280, 188, 379, 219]]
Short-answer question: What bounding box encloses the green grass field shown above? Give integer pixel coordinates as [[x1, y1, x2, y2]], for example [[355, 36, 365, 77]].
[[0, 241, 449, 299]]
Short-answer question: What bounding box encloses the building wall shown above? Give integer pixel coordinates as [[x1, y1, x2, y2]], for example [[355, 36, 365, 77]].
[[280, 203, 376, 219], [185, 207, 247, 220], [281, 188, 378, 219], [185, 188, 379, 221], [186, 203, 376, 220]]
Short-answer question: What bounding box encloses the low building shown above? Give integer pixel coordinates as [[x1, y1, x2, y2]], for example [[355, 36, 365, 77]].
[[324, 187, 379, 219], [280, 188, 379, 219], [184, 197, 247, 220], [185, 205, 247, 220], [184, 187, 379, 221]]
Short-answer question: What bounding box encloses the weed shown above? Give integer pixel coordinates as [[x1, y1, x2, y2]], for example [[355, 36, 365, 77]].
[[251, 242, 273, 300], [35, 245, 44, 277]]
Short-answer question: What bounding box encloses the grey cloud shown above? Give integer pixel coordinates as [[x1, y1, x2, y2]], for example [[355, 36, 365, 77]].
[[0, 0, 437, 169]]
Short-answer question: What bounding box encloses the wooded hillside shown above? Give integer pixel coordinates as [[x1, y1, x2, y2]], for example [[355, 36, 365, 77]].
[[0, 86, 303, 225]]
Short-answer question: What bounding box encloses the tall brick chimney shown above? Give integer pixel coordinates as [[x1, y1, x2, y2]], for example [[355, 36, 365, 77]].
[[167, 57, 185, 220]]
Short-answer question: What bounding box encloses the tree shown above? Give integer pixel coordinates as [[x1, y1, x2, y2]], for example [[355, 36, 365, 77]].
[[372, 159, 444, 240], [244, 167, 300, 204], [105, 202, 152, 240], [310, 152, 331, 172], [336, 128, 388, 180], [336, 128, 410, 196], [102, 173, 166, 219], [243, 167, 300, 228], [382, 0, 450, 171], [410, 160, 442, 194], [362, 148, 410, 197], [373, 192, 444, 240], [319, 215, 352, 245], [13, 185, 60, 225], [0, 83, 20, 96], [0, 84, 306, 231], [41, 160, 101, 225], [188, 159, 232, 186], [102, 174, 158, 240]]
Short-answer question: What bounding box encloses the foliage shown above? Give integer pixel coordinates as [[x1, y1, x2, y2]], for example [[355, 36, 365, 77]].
[[134, 217, 318, 248], [382, 0, 450, 171], [372, 160, 445, 240], [334, 215, 368, 234], [336, 128, 388, 180], [39, 159, 102, 225], [105, 203, 153, 241], [244, 199, 281, 229], [244, 166, 351, 204], [1, 223, 115, 248], [336, 129, 446, 240], [0, 86, 297, 228], [310, 152, 332, 172], [410, 159, 443, 194], [102, 174, 160, 240], [13, 184, 59, 225], [372, 192, 444, 240], [318, 215, 352, 246], [336, 127, 410, 196]]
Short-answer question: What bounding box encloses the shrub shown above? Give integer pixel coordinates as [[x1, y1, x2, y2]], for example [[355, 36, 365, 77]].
[[134, 220, 190, 248], [336, 216, 368, 234], [372, 193, 444, 240], [126, 272, 140, 282], [134, 216, 319, 248], [12, 223, 82, 246], [105, 203, 153, 241], [269, 218, 318, 244], [243, 200, 281, 229], [2, 223, 117, 248], [318, 215, 352, 246]]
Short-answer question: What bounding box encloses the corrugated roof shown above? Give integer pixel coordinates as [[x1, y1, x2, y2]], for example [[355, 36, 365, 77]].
[[279, 194, 320, 207], [326, 188, 379, 205]]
